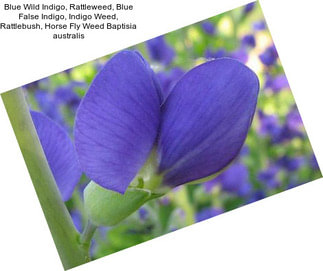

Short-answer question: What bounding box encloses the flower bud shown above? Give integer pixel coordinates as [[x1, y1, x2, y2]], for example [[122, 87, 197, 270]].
[[84, 181, 151, 226]]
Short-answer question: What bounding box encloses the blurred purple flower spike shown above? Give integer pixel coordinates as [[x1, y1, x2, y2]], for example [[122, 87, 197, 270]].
[[253, 20, 266, 31], [241, 34, 256, 48], [257, 110, 281, 139], [206, 163, 252, 197], [146, 35, 175, 66], [75, 50, 259, 194], [258, 165, 280, 189], [195, 207, 223, 222], [243, 2, 256, 14], [201, 21, 216, 35], [34, 89, 64, 126], [265, 74, 289, 93], [310, 155, 320, 171], [230, 48, 249, 63], [54, 81, 86, 111], [277, 156, 305, 172], [259, 45, 278, 66]]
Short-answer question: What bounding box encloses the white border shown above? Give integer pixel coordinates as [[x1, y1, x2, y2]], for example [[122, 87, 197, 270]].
[[1, 0, 323, 270]]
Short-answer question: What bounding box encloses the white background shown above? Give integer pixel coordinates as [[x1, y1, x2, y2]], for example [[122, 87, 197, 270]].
[[1, 0, 323, 270]]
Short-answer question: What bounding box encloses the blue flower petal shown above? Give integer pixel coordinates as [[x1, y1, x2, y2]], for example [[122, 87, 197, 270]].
[[158, 58, 259, 187], [30, 110, 81, 201], [75, 51, 161, 193]]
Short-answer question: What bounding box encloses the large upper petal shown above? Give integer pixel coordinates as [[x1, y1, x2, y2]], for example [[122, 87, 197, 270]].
[[74, 50, 161, 193], [158, 58, 259, 187], [30, 110, 81, 201]]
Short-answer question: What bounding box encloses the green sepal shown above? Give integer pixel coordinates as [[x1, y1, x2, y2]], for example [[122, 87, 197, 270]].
[[84, 181, 151, 227]]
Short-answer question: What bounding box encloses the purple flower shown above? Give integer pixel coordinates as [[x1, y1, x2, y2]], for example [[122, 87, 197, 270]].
[[54, 82, 86, 111], [204, 162, 251, 195], [201, 21, 216, 35], [138, 207, 148, 221], [272, 108, 304, 143], [247, 190, 265, 204], [257, 110, 281, 139], [156, 67, 185, 100], [253, 20, 266, 31], [146, 35, 175, 65], [21, 78, 48, 90], [310, 155, 320, 171], [195, 207, 223, 222], [243, 2, 256, 14], [75, 50, 259, 194], [265, 74, 289, 93], [34, 90, 64, 126], [241, 34, 256, 48], [30, 111, 82, 201], [277, 156, 305, 172], [257, 165, 280, 189], [218, 163, 252, 197], [259, 45, 278, 66], [286, 108, 303, 131]]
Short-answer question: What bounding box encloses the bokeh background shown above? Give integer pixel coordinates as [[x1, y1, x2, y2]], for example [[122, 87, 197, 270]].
[[22, 2, 321, 259]]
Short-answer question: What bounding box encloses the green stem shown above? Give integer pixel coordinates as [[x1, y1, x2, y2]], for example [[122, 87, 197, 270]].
[[80, 220, 97, 253], [1, 88, 89, 270]]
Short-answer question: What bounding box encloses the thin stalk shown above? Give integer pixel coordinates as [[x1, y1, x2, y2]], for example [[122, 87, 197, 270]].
[[80, 220, 97, 255], [1, 88, 89, 270]]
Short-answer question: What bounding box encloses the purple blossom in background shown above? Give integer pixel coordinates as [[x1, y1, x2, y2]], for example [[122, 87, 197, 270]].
[[159, 196, 170, 206], [230, 48, 249, 63], [253, 20, 266, 31], [34, 90, 64, 126], [219, 163, 252, 197], [21, 78, 49, 90], [243, 2, 256, 14], [247, 190, 266, 204], [146, 35, 175, 66], [30, 111, 82, 201], [286, 108, 303, 131], [138, 207, 148, 221], [259, 45, 278, 66], [74, 50, 259, 193], [156, 67, 185, 99], [265, 74, 289, 93], [257, 165, 280, 189], [241, 34, 256, 48], [257, 110, 281, 140], [205, 163, 252, 197], [54, 82, 86, 111], [277, 156, 305, 172], [195, 207, 223, 222], [310, 155, 320, 171], [272, 108, 304, 143], [201, 21, 216, 35]]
